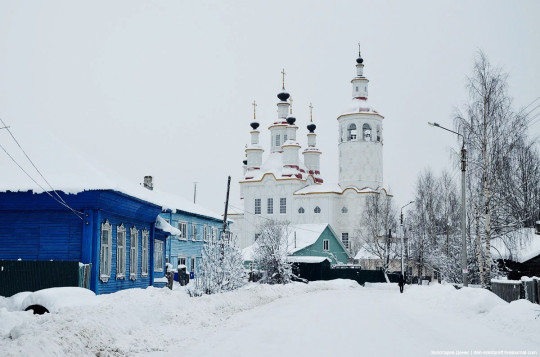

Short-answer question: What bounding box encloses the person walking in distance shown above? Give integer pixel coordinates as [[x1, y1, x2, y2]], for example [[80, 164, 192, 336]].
[[398, 274, 405, 293]]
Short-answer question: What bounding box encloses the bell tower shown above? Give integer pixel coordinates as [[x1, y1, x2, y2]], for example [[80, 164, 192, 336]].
[[337, 46, 384, 189]]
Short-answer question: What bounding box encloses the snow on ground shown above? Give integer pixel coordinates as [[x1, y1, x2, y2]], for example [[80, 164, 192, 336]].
[[0, 281, 539, 357]]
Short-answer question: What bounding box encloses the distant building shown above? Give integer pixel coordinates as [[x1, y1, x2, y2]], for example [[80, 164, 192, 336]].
[[230, 49, 391, 253]]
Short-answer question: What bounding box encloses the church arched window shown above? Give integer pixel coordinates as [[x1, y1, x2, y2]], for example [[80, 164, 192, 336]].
[[363, 123, 371, 141], [347, 124, 357, 141], [341, 207, 348, 214], [298, 207, 305, 214], [314, 206, 321, 214], [376, 125, 381, 142]]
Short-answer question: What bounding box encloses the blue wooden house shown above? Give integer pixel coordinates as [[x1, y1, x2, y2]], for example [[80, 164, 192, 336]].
[[0, 189, 172, 295], [159, 201, 226, 277]]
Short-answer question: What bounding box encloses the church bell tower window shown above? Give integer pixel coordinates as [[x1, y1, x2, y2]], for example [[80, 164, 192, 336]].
[[314, 206, 321, 214], [363, 123, 371, 141], [298, 207, 305, 214], [347, 124, 357, 141]]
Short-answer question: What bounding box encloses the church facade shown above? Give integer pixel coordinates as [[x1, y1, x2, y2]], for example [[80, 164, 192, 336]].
[[229, 50, 391, 253]]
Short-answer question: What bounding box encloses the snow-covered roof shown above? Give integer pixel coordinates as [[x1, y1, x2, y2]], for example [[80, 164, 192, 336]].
[[339, 98, 382, 117], [155, 216, 182, 237], [243, 152, 321, 183], [242, 223, 330, 260], [354, 248, 381, 260], [294, 183, 380, 195], [287, 256, 330, 263], [490, 228, 540, 263], [287, 223, 329, 254]]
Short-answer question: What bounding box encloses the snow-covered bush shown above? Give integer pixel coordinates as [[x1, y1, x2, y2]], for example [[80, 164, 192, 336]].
[[188, 231, 246, 296], [253, 220, 292, 284]]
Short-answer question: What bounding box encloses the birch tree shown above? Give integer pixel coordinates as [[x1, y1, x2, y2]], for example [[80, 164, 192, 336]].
[[253, 220, 292, 284]]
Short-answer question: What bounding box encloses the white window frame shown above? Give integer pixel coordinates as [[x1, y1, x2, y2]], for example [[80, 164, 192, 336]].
[[154, 240, 164, 272], [341, 233, 349, 250], [323, 239, 329, 251], [280, 198, 286, 214], [116, 224, 127, 279], [141, 229, 149, 277], [267, 198, 273, 214], [203, 225, 209, 242], [191, 222, 198, 240], [99, 220, 112, 282], [254, 198, 261, 214], [178, 255, 186, 267], [129, 226, 139, 280], [212, 227, 218, 241], [177, 221, 187, 240]]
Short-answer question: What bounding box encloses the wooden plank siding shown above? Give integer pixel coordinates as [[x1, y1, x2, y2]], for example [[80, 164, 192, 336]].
[[292, 226, 350, 264], [0, 189, 166, 295]]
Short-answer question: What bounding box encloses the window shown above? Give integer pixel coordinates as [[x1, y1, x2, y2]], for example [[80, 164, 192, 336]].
[[347, 123, 357, 141], [177, 221, 187, 239], [275, 134, 280, 147], [323, 239, 329, 251], [178, 256, 186, 267], [203, 225, 209, 242], [190, 257, 196, 272], [191, 223, 198, 240], [342, 233, 349, 249], [212, 227, 218, 241], [129, 227, 139, 280], [255, 198, 261, 214], [267, 198, 273, 214], [141, 229, 149, 276], [116, 224, 126, 279], [341, 207, 348, 214], [356, 86, 359, 92], [99, 220, 112, 282], [314, 206, 321, 213], [376, 125, 381, 142], [363, 123, 371, 141], [280, 198, 286, 214], [298, 207, 305, 214], [284, 134, 288, 142], [154, 240, 164, 272]]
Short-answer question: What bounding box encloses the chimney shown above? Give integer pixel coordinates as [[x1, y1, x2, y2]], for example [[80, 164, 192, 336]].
[[143, 176, 153, 190]]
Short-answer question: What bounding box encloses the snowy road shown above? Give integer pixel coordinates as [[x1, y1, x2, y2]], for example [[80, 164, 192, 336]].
[[151, 283, 540, 357], [1, 281, 539, 357]]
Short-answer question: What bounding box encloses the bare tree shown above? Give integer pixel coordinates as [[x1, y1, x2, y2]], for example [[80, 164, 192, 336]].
[[357, 190, 397, 280], [253, 220, 292, 284], [455, 51, 531, 287]]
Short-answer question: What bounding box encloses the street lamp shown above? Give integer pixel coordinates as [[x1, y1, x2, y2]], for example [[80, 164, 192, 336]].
[[400, 201, 414, 278], [428, 122, 468, 287]]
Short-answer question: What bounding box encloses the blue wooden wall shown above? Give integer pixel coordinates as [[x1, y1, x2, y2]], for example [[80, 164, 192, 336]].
[[160, 211, 224, 275], [0, 190, 166, 295]]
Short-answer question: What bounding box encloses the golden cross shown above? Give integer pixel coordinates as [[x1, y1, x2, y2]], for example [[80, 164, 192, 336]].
[[252, 100, 257, 119], [309, 103, 313, 122], [289, 97, 293, 114], [281, 68, 286, 89]]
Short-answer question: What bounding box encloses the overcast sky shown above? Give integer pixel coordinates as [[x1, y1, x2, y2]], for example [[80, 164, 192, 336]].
[[1, 1, 539, 214]]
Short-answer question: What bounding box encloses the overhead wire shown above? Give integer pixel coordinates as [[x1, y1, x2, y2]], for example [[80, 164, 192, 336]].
[[0, 119, 84, 219]]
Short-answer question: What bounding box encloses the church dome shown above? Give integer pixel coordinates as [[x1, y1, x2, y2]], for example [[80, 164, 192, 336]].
[[250, 121, 260, 130], [307, 123, 316, 133], [356, 56, 364, 64], [277, 91, 290, 101], [286, 116, 296, 125]]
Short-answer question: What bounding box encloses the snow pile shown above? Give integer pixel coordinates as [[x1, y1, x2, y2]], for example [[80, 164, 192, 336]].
[[0, 281, 359, 356]]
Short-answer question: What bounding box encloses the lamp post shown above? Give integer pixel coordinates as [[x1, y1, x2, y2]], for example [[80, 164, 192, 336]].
[[400, 201, 414, 277], [428, 122, 468, 287]]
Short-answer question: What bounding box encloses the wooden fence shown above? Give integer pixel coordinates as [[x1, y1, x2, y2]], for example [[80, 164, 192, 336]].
[[491, 278, 540, 304]]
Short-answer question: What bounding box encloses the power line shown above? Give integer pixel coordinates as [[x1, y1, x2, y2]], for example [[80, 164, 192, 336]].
[[0, 118, 72, 209], [0, 142, 83, 219]]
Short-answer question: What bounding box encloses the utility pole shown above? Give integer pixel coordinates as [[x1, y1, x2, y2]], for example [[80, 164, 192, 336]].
[[428, 122, 468, 287], [400, 201, 414, 278], [222, 176, 231, 243]]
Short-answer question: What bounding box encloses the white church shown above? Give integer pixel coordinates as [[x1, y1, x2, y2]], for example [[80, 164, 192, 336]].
[[229, 49, 391, 252]]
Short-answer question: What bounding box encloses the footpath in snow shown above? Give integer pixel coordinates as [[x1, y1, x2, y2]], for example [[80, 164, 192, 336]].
[[1, 280, 539, 357]]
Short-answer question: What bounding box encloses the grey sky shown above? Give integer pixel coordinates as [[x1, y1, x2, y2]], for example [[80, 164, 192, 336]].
[[1, 1, 539, 214]]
